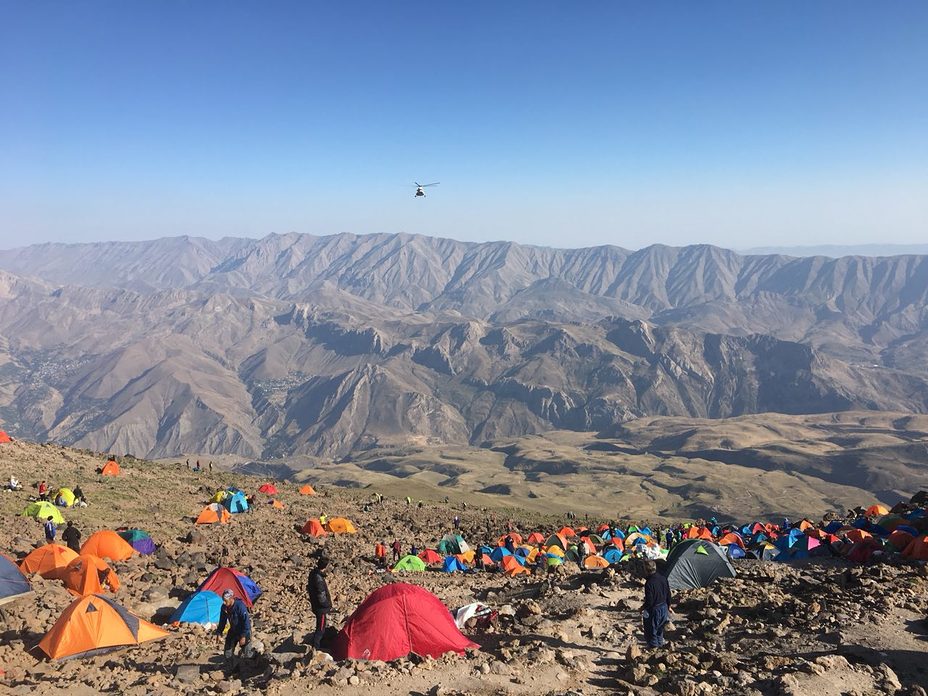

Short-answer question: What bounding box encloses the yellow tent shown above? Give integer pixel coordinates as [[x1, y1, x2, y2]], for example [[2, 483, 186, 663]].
[[55, 488, 76, 507]]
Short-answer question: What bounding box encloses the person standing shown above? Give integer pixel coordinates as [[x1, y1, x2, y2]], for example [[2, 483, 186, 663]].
[[216, 589, 252, 674], [44, 516, 57, 543], [642, 560, 672, 648], [38, 480, 49, 501], [307, 557, 333, 650], [375, 541, 387, 569], [62, 521, 81, 552], [391, 539, 402, 564]]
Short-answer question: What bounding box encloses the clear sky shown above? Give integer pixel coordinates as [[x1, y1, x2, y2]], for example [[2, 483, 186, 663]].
[[2, 1, 926, 250]]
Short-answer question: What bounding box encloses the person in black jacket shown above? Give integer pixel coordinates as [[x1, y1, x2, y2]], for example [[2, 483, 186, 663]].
[[62, 521, 81, 553], [216, 590, 252, 673], [307, 556, 333, 649], [641, 560, 672, 648]]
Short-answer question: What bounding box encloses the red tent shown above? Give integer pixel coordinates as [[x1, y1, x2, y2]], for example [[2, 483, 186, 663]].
[[332, 583, 478, 661], [258, 483, 278, 495], [0, 430, 11, 444], [418, 549, 442, 565]]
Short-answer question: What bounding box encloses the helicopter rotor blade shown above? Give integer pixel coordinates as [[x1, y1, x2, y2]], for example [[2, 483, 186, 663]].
[[422, 182, 440, 187]]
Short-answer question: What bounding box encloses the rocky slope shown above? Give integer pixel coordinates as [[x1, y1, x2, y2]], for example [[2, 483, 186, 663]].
[[1, 440, 926, 695], [0, 232, 927, 459]]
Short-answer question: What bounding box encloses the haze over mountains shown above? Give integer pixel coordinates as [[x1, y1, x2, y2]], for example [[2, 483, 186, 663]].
[[1, 232, 927, 461]]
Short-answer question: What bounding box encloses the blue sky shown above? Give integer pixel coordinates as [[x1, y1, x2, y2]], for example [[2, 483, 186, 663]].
[[2, 1, 926, 249]]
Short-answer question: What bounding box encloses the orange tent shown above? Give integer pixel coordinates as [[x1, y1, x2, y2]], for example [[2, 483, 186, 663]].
[[271, 500, 285, 509], [19, 544, 79, 577], [609, 536, 625, 551], [888, 530, 914, 551], [902, 535, 928, 561], [299, 484, 316, 496], [501, 555, 530, 577], [456, 550, 476, 564], [49, 555, 120, 596], [196, 503, 231, 525], [583, 555, 609, 569], [685, 526, 713, 540], [845, 529, 872, 544], [418, 549, 443, 565], [301, 518, 327, 537], [38, 594, 168, 660], [865, 504, 889, 517], [579, 537, 596, 554], [558, 527, 576, 538], [481, 553, 495, 567], [526, 532, 545, 545], [0, 430, 11, 443], [717, 533, 746, 549], [326, 517, 357, 534], [81, 531, 137, 562], [497, 533, 523, 546], [100, 459, 120, 476]]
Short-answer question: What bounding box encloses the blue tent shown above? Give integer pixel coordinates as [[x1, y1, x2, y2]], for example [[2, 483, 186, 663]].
[[823, 521, 843, 534], [490, 547, 512, 563], [603, 547, 623, 564], [514, 547, 530, 558], [442, 557, 466, 573], [169, 590, 223, 625], [0, 555, 32, 606], [727, 545, 746, 560], [223, 491, 249, 514]]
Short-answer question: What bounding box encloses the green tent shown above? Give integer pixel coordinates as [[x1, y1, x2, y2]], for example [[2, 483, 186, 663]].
[[392, 555, 427, 572], [437, 534, 469, 556], [22, 501, 65, 524]]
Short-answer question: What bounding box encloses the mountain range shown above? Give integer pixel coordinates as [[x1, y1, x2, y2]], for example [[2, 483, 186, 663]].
[[0, 232, 927, 460]]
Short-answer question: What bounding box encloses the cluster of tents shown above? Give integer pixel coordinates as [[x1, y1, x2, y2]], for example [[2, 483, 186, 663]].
[[196, 482, 316, 524], [300, 516, 358, 536], [4, 527, 162, 658], [676, 496, 928, 566]]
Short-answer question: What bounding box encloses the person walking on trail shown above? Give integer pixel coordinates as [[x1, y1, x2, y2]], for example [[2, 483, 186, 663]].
[[44, 516, 57, 543], [62, 521, 81, 552], [216, 589, 252, 673], [307, 557, 333, 650], [391, 539, 402, 564], [642, 560, 672, 648]]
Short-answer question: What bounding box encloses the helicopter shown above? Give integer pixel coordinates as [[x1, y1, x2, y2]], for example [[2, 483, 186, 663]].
[[414, 181, 439, 197]]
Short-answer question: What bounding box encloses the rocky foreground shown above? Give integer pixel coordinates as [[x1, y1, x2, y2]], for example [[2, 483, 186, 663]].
[[1, 439, 927, 695]]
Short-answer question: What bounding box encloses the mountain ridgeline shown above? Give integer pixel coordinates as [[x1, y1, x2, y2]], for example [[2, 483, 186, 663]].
[[0, 232, 927, 459]]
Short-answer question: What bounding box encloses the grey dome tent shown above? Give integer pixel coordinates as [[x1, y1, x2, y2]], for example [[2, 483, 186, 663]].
[[663, 539, 736, 590]]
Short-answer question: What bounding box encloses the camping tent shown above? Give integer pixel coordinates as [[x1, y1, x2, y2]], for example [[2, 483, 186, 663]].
[[438, 534, 469, 556], [38, 594, 168, 659], [0, 430, 11, 443], [298, 484, 316, 495], [222, 491, 249, 514], [19, 544, 79, 577], [603, 547, 623, 564], [526, 532, 546, 545], [442, 556, 467, 573], [301, 518, 327, 537], [81, 531, 137, 562], [865, 504, 890, 517], [501, 555, 530, 576], [326, 517, 357, 534], [169, 590, 223, 626], [55, 488, 76, 507], [100, 459, 120, 476], [22, 501, 65, 524], [663, 540, 736, 591], [258, 483, 278, 495], [332, 583, 478, 661], [0, 555, 32, 606], [418, 549, 443, 565], [50, 555, 120, 596], [197, 567, 261, 608], [583, 555, 609, 569], [392, 555, 426, 572], [196, 503, 231, 525], [116, 529, 156, 555], [543, 533, 568, 552], [902, 535, 928, 561]]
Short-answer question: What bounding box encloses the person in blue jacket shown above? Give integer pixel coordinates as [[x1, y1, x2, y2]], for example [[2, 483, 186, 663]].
[[216, 589, 252, 673]]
